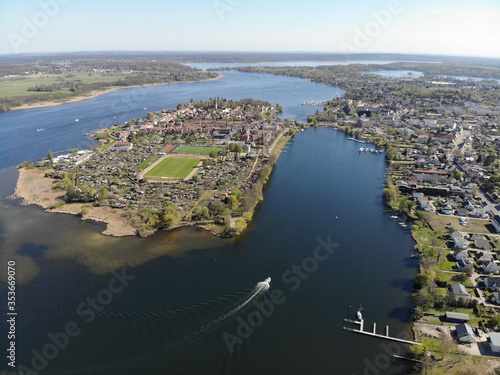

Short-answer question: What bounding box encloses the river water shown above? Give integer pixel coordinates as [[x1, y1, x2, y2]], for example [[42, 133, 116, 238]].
[[0, 68, 417, 374]]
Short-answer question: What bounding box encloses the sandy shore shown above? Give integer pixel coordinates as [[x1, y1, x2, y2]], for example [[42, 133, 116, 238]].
[[12, 168, 136, 237], [10, 75, 225, 111]]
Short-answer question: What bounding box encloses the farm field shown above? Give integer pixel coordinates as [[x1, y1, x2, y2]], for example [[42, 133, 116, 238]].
[[144, 157, 201, 180], [173, 146, 222, 155], [0, 72, 125, 97]]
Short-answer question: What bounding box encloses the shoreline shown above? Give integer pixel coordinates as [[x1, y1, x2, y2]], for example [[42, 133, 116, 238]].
[[7, 75, 225, 112], [12, 168, 137, 237]]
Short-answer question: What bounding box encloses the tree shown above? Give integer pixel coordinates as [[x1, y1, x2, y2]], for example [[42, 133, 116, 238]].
[[454, 170, 462, 181], [231, 189, 243, 201], [70, 148, 78, 157], [227, 195, 238, 209], [415, 273, 431, 289], [147, 112, 155, 120], [209, 150, 218, 159], [47, 150, 54, 166], [233, 218, 247, 234], [162, 202, 180, 229]]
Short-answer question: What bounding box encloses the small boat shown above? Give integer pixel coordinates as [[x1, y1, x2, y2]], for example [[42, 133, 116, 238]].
[[75, 119, 79, 122], [350, 304, 363, 320], [357, 304, 363, 320], [37, 128, 45, 132], [359, 147, 364, 152], [264, 277, 271, 284]]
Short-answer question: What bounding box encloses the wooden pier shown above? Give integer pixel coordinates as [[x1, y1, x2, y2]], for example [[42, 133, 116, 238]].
[[343, 318, 422, 346]]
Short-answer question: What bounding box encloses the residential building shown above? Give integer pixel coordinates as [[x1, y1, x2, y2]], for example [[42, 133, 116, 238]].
[[456, 323, 477, 343], [448, 283, 471, 298]]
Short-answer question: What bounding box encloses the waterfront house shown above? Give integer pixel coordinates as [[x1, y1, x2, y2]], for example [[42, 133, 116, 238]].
[[448, 283, 471, 298], [455, 323, 477, 343], [489, 333, 500, 353]]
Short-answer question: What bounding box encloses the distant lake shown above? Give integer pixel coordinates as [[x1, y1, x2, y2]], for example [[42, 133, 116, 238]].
[[364, 70, 424, 78], [187, 60, 432, 70], [438, 75, 500, 84]]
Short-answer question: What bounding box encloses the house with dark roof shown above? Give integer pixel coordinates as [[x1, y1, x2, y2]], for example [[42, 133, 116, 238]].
[[484, 277, 500, 289], [456, 323, 476, 343]]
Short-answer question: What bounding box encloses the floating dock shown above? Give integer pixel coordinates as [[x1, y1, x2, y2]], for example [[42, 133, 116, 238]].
[[343, 318, 421, 346]]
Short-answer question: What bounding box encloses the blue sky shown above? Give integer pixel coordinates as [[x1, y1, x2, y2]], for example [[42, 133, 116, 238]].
[[1, 0, 499, 57]]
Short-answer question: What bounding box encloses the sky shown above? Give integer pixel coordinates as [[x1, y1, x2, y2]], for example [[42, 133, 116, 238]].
[[1, 0, 500, 58]]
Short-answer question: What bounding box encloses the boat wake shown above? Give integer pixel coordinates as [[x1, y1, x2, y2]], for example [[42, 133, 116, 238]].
[[60, 278, 271, 374]]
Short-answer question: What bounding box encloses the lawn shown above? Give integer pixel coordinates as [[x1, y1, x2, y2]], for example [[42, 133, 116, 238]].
[[439, 262, 456, 271], [420, 212, 493, 234], [137, 155, 160, 170], [144, 157, 201, 180], [173, 146, 222, 155], [412, 226, 447, 248]]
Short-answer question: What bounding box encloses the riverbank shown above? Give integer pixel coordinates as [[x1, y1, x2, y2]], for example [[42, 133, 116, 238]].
[[8, 75, 225, 111], [12, 168, 136, 237]]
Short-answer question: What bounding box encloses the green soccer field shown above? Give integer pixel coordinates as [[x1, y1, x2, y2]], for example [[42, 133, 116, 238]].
[[173, 146, 222, 155], [144, 157, 201, 179]]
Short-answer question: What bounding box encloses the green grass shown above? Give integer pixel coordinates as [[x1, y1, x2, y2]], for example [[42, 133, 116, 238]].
[[435, 271, 473, 287], [412, 227, 447, 247], [0, 72, 126, 97], [173, 146, 222, 155], [137, 155, 160, 170], [439, 262, 456, 271], [421, 212, 493, 234], [144, 157, 200, 180]]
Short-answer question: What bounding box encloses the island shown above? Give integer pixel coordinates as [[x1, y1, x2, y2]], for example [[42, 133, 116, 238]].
[[14, 98, 296, 238]]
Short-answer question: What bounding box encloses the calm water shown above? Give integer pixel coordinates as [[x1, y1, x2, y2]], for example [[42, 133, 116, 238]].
[[0, 70, 417, 374], [364, 70, 424, 78], [186, 60, 422, 70]]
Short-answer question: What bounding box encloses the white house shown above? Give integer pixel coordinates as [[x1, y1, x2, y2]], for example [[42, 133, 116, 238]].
[[451, 231, 469, 249], [489, 333, 500, 353], [493, 215, 500, 233]]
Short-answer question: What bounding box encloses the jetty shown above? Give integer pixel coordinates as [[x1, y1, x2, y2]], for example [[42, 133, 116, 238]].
[[343, 318, 421, 346]]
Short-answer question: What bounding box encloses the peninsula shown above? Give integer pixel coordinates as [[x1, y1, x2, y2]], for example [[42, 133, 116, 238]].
[[0, 57, 220, 111], [14, 98, 295, 238]]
